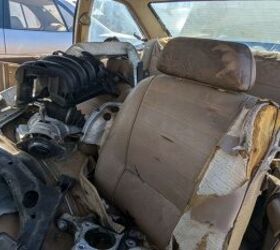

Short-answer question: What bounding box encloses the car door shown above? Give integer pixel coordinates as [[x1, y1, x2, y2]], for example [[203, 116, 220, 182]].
[[3, 0, 73, 57], [0, 0, 6, 55]]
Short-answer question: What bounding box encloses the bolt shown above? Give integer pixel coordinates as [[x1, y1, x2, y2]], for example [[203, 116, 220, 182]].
[[78, 244, 85, 249], [57, 219, 68, 231], [103, 113, 111, 121], [125, 239, 137, 248], [84, 222, 91, 227], [128, 230, 144, 240], [6, 179, 12, 184]]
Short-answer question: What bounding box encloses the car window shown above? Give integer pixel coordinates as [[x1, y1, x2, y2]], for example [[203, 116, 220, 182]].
[[89, 0, 144, 46], [57, 3, 74, 31], [150, 1, 280, 52], [22, 5, 41, 29], [9, 0, 67, 32], [43, 4, 67, 31], [9, 1, 28, 29]]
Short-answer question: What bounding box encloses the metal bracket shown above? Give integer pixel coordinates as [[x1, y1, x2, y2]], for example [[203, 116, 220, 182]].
[[81, 102, 121, 144], [57, 213, 123, 250], [66, 42, 141, 86], [0, 148, 74, 250]]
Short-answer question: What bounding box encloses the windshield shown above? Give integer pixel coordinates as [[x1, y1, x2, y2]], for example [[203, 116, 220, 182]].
[[150, 1, 280, 52]]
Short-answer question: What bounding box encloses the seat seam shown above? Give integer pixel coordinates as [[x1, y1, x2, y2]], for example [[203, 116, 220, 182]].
[[125, 168, 182, 212], [112, 75, 157, 202]]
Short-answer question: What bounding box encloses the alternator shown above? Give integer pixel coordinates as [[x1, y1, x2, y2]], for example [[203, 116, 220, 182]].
[[16, 112, 81, 158]]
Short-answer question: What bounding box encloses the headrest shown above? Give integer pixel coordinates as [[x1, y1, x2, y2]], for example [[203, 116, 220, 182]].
[[157, 37, 256, 91]]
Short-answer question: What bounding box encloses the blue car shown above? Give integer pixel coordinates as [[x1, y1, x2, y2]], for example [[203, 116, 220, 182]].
[[0, 0, 142, 58], [0, 0, 76, 57]]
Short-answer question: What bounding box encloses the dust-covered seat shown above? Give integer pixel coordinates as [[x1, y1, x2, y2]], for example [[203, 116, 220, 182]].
[[94, 37, 279, 249]]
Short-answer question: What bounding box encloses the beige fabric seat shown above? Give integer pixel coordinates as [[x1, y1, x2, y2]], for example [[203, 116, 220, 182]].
[[94, 38, 279, 249]]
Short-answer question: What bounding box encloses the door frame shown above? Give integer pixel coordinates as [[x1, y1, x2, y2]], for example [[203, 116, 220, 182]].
[[3, 0, 10, 29], [0, 0, 4, 28], [0, 0, 6, 54]]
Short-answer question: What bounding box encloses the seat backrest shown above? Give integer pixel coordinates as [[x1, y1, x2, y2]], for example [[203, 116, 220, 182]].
[[95, 37, 278, 249]]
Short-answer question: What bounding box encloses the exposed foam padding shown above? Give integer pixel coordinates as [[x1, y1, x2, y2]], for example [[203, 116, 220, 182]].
[[168, 103, 279, 250]]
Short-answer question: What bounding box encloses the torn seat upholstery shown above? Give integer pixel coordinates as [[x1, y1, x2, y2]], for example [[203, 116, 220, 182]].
[[94, 37, 279, 249]]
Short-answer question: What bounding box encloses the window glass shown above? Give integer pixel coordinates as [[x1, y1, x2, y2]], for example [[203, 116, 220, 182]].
[[89, 0, 144, 46], [9, 1, 27, 29], [22, 5, 41, 29], [150, 1, 280, 52], [57, 3, 73, 31], [151, 2, 191, 37], [9, 0, 67, 32], [42, 4, 67, 31]]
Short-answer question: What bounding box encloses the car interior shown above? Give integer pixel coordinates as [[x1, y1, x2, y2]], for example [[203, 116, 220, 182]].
[[0, 1, 279, 250]]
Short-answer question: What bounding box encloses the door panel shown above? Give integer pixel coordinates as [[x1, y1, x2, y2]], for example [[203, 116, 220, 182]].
[[4, 0, 73, 57], [4, 29, 71, 56]]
